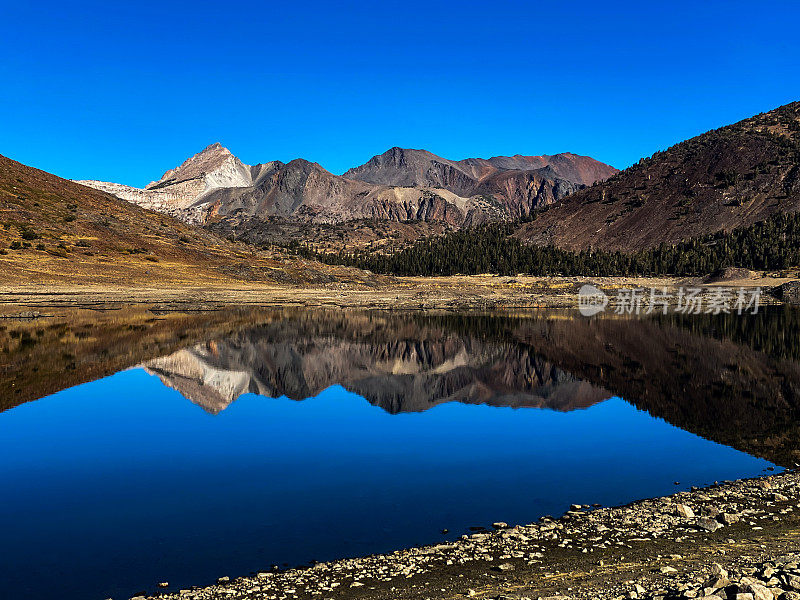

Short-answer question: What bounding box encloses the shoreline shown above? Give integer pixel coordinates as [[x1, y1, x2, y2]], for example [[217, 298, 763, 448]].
[[130, 470, 800, 600], [0, 273, 795, 313]]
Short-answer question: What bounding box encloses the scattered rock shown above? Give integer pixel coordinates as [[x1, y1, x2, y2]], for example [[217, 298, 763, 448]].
[[696, 517, 724, 532], [777, 281, 800, 305]]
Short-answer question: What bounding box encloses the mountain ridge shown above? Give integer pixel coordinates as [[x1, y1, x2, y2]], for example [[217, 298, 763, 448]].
[[76, 145, 616, 235], [343, 147, 616, 188]]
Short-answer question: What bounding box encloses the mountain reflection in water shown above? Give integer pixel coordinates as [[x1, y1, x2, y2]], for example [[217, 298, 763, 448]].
[[132, 308, 800, 466], [142, 323, 611, 415]]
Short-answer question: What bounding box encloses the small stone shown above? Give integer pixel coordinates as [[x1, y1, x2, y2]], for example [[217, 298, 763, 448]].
[[494, 562, 515, 572], [676, 504, 695, 519], [744, 583, 773, 600], [787, 574, 800, 590], [697, 517, 723, 532], [710, 563, 728, 578], [492, 522, 509, 529], [706, 576, 729, 589], [660, 566, 678, 574]]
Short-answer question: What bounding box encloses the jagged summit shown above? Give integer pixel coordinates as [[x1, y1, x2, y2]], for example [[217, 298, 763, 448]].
[[146, 142, 250, 190]]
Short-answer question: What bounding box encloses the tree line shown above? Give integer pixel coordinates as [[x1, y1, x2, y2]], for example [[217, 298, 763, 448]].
[[288, 211, 800, 277]]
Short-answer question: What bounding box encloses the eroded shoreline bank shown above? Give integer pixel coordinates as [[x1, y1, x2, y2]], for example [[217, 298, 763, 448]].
[[129, 470, 800, 600], [0, 273, 794, 313]]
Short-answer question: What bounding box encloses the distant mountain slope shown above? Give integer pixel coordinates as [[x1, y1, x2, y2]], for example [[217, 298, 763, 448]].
[[518, 101, 800, 251], [343, 147, 617, 190], [0, 153, 362, 284], [78, 145, 616, 235]]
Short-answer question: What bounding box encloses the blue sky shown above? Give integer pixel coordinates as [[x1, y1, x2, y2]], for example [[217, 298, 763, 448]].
[[1, 0, 798, 187]]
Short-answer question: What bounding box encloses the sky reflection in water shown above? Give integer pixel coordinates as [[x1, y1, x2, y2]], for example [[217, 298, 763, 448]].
[[0, 368, 775, 600]]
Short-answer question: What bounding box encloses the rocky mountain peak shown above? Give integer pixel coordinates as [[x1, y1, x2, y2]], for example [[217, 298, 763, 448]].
[[146, 142, 248, 190], [202, 141, 227, 153]]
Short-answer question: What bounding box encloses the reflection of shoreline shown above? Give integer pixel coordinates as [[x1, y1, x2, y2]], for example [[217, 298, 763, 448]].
[[511, 313, 800, 466], [0, 307, 276, 413]]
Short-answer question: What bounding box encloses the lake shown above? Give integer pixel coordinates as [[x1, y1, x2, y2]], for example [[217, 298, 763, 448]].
[[2, 308, 799, 600]]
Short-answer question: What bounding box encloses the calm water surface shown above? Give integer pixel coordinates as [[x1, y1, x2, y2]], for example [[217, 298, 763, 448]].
[[1, 308, 798, 600]]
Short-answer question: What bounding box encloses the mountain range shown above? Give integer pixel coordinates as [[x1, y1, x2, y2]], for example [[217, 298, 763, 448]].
[[77, 146, 617, 233], [75, 102, 800, 256], [5, 100, 799, 268]]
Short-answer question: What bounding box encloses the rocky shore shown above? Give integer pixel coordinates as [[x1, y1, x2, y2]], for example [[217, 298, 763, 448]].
[[131, 470, 800, 600]]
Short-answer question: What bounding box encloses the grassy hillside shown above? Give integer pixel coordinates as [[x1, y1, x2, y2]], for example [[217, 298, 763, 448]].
[[0, 154, 365, 285]]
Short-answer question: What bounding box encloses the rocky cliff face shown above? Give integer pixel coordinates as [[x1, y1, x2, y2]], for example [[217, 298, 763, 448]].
[[76, 145, 616, 236], [70, 180, 210, 224]]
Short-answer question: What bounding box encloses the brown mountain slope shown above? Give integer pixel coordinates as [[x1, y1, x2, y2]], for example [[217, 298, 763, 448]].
[[343, 147, 617, 189], [0, 153, 365, 285], [518, 101, 800, 251]]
